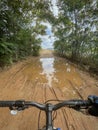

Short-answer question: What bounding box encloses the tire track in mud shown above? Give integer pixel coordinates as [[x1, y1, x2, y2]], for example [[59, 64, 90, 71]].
[[0, 60, 31, 92], [68, 80, 83, 99]]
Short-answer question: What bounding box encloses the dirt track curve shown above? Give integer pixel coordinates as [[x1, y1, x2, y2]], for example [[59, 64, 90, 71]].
[[0, 49, 98, 130]]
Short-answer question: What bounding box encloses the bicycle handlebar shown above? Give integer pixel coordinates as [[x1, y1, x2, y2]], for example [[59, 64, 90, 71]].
[[0, 98, 94, 110], [0, 95, 98, 114], [53, 100, 90, 110], [0, 95, 98, 130]]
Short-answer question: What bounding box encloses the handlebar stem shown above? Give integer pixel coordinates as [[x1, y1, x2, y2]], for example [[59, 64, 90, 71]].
[[46, 104, 54, 130]]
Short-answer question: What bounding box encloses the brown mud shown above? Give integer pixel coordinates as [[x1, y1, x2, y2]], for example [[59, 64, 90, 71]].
[[0, 49, 98, 130]]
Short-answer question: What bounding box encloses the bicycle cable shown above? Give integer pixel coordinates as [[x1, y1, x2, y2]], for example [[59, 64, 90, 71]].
[[38, 109, 42, 130], [37, 99, 64, 130]]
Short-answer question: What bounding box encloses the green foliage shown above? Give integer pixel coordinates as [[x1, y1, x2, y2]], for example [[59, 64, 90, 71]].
[[0, 42, 14, 55], [0, 41, 15, 65], [54, 0, 98, 73], [0, 0, 51, 66]]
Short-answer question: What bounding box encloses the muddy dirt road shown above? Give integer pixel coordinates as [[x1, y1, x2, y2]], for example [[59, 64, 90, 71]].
[[0, 49, 98, 130]]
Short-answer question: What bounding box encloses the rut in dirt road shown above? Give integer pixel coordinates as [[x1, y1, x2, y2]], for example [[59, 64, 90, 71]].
[[0, 50, 98, 130]]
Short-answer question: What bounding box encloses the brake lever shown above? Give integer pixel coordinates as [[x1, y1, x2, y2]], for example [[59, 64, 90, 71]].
[[87, 95, 98, 116], [9, 100, 28, 115], [88, 95, 98, 106]]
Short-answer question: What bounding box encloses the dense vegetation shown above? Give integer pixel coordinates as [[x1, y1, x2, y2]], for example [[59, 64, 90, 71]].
[[0, 0, 98, 74], [0, 0, 51, 66], [53, 0, 98, 73]]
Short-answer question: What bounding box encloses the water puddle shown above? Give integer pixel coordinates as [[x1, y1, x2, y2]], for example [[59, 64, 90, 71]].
[[23, 57, 83, 97], [40, 58, 56, 87]]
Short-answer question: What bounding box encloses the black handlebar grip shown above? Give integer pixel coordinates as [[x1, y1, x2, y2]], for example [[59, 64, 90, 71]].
[[0, 101, 15, 107]]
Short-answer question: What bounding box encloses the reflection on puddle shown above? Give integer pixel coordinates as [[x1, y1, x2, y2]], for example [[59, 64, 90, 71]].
[[66, 67, 71, 72], [23, 57, 84, 97], [40, 58, 56, 87], [66, 63, 73, 72]]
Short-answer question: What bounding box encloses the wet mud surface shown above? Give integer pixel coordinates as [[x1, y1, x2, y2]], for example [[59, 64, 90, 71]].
[[0, 50, 98, 130]]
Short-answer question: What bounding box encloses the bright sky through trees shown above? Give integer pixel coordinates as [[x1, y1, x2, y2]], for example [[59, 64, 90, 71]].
[[41, 0, 58, 50]]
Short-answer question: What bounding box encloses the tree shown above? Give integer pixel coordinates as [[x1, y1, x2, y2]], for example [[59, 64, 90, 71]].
[[0, 0, 51, 65], [53, 0, 98, 73]]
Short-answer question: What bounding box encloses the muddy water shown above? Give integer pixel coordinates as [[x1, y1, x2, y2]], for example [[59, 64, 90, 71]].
[[23, 57, 84, 98]]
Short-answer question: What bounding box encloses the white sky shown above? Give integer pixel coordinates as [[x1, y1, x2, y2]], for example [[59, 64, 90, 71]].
[[51, 0, 58, 17], [39, 22, 55, 49], [40, 0, 58, 50]]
